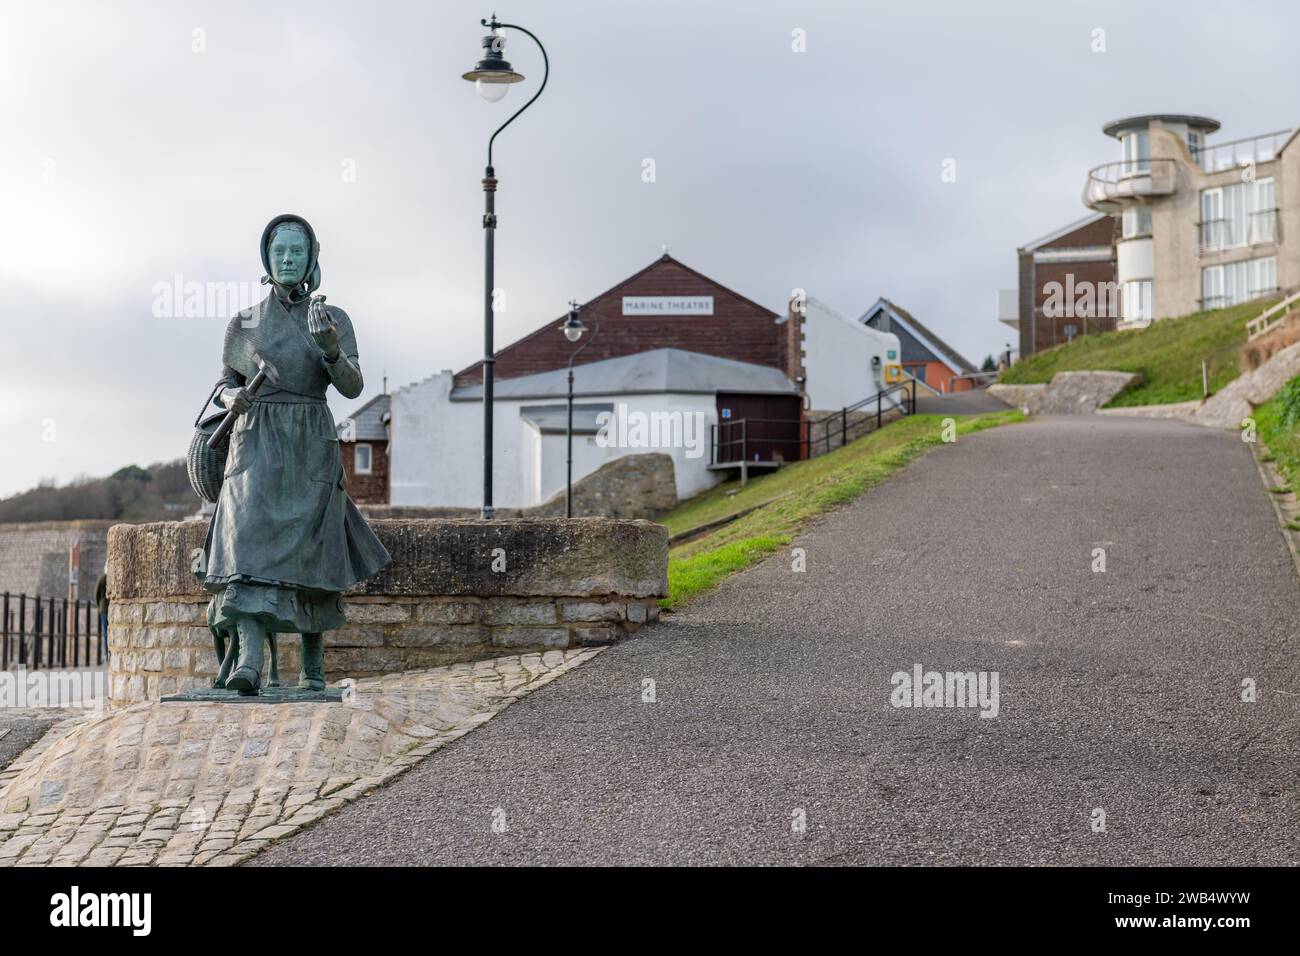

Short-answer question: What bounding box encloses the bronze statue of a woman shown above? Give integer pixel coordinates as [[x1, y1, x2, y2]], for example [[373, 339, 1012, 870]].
[[193, 214, 391, 694]]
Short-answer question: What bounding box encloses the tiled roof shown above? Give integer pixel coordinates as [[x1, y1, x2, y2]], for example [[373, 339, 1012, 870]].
[[338, 393, 390, 441]]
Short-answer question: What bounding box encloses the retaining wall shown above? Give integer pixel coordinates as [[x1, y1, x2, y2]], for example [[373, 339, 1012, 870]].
[[106, 518, 668, 706]]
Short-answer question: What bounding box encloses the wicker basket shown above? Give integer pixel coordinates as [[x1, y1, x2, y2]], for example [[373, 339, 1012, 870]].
[[188, 385, 229, 503]]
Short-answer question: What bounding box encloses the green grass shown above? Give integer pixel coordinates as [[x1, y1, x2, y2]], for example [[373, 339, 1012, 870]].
[[1255, 384, 1300, 493], [660, 410, 1023, 607], [998, 298, 1277, 407]]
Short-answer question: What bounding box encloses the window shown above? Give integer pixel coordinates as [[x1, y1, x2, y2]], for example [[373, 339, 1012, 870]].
[[1120, 131, 1150, 176], [1121, 205, 1152, 239], [1202, 256, 1276, 309], [1121, 280, 1152, 322], [1201, 188, 1224, 250], [1202, 265, 1225, 310], [354, 443, 373, 475], [1187, 129, 1203, 159], [1248, 256, 1277, 298], [1250, 178, 1275, 243], [1201, 179, 1275, 251]]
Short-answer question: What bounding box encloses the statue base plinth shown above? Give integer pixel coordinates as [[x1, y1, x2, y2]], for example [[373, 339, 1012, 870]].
[[161, 686, 344, 704]]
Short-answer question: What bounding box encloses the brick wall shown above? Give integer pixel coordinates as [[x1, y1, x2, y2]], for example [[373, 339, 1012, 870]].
[[1020, 216, 1118, 356], [455, 255, 783, 386], [340, 438, 388, 504]]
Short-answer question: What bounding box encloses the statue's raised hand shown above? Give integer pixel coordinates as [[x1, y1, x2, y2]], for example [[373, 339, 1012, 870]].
[[307, 295, 340, 360]]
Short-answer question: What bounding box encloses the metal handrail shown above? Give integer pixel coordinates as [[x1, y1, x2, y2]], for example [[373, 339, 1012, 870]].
[[1197, 209, 1279, 253], [710, 382, 919, 466], [1086, 157, 1177, 185], [1198, 287, 1280, 312], [1195, 129, 1291, 173], [944, 371, 998, 393]]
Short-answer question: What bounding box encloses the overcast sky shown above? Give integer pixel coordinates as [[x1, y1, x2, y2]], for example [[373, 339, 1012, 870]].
[[3, 0, 1299, 497]]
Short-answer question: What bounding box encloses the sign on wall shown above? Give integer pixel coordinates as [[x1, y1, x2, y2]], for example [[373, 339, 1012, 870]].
[[622, 296, 714, 316]]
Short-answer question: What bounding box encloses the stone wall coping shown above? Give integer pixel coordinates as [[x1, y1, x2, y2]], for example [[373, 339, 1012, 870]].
[[0, 518, 118, 533], [108, 517, 669, 601]]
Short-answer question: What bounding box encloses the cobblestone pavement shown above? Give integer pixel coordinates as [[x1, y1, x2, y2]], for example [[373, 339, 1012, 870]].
[[0, 649, 599, 866]]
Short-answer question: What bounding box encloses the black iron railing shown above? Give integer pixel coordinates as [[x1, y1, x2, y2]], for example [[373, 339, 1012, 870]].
[[710, 381, 919, 466], [1, 592, 105, 671]]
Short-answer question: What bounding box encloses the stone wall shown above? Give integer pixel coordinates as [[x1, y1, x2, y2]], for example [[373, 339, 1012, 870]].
[[1189, 338, 1300, 429], [361, 452, 678, 521], [0, 520, 114, 602], [989, 371, 1139, 415], [805, 407, 905, 456], [105, 517, 667, 706]]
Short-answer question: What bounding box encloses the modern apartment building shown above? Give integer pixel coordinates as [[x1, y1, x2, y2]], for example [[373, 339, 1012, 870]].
[[1083, 113, 1293, 327]]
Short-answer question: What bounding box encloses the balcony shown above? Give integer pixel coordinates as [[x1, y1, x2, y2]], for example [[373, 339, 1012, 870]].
[[1197, 209, 1278, 255], [1083, 159, 1177, 212], [1193, 129, 1291, 173]]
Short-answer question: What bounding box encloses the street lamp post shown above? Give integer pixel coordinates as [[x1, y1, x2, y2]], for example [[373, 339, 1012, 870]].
[[462, 14, 549, 519], [560, 302, 601, 518]]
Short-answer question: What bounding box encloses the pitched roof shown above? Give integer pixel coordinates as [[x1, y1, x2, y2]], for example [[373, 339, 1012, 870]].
[[1019, 213, 1110, 252], [453, 253, 783, 386], [859, 298, 976, 374], [337, 393, 390, 441], [451, 347, 798, 401]]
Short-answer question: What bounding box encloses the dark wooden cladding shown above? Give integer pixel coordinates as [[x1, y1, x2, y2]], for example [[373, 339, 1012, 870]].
[[713, 393, 804, 463]]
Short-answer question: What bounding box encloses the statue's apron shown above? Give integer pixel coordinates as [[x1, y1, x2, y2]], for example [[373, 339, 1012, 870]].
[[193, 294, 390, 633]]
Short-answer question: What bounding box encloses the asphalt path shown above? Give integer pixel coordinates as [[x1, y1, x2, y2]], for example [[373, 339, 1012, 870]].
[[257, 415, 1300, 865]]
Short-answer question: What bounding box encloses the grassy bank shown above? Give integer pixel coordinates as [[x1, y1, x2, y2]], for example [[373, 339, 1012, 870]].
[[1255, 376, 1300, 497], [998, 298, 1274, 407], [661, 410, 1023, 607]]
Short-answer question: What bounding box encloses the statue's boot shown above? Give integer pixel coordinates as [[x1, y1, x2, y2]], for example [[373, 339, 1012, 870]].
[[266, 634, 280, 688], [299, 632, 326, 692], [212, 628, 239, 689], [226, 619, 265, 695]]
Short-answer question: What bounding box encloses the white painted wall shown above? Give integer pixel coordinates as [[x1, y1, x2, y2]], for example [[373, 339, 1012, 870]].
[[1117, 237, 1154, 282], [801, 298, 902, 409], [390, 380, 724, 508]]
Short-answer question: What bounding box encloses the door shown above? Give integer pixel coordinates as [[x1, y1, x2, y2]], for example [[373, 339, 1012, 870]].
[[715, 393, 803, 463]]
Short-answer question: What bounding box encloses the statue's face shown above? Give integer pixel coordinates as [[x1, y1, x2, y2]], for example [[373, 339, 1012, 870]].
[[268, 225, 310, 286]]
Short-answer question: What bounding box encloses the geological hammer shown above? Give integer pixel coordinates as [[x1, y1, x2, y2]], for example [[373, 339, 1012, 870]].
[[207, 352, 281, 449]]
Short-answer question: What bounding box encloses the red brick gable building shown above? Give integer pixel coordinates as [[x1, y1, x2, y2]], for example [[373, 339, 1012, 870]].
[[1016, 213, 1118, 357], [454, 254, 797, 387]]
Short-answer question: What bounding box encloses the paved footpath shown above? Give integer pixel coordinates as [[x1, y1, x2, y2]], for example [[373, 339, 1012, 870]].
[[258, 416, 1300, 866]]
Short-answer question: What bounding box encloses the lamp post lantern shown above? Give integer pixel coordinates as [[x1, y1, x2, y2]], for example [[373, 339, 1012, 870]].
[[462, 13, 549, 519], [560, 302, 600, 518]]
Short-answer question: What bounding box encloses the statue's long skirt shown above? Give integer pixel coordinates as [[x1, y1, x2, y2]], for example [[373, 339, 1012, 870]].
[[193, 396, 391, 634]]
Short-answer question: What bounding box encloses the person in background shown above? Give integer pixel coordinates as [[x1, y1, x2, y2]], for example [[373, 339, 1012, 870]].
[[94, 572, 109, 661]]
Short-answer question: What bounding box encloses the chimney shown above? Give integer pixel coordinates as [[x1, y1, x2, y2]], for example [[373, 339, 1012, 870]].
[[781, 293, 807, 395]]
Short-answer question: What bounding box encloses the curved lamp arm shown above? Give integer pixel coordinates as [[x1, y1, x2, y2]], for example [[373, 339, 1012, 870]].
[[488, 20, 549, 168], [568, 307, 603, 371]]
